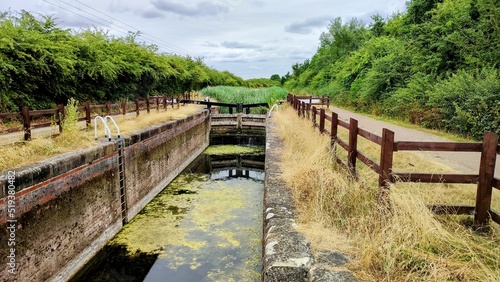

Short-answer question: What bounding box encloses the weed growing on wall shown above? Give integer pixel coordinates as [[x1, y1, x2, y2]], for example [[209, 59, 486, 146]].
[[61, 98, 79, 133]]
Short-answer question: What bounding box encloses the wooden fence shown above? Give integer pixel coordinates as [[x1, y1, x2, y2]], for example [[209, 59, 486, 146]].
[[288, 94, 500, 227], [0, 93, 192, 141]]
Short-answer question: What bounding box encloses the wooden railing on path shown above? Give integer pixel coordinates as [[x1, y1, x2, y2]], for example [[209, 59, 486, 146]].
[[0, 93, 192, 141], [287, 94, 500, 228]]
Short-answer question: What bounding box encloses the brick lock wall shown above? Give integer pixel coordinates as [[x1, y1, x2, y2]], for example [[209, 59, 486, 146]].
[[0, 110, 210, 282]]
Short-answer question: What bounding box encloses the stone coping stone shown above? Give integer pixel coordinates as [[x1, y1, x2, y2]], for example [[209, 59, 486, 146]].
[[263, 116, 358, 282]]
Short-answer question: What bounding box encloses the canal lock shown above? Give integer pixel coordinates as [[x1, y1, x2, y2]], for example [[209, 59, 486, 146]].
[[71, 130, 266, 282]]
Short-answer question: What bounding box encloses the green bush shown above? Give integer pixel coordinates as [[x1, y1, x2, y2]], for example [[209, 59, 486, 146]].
[[427, 68, 500, 139]]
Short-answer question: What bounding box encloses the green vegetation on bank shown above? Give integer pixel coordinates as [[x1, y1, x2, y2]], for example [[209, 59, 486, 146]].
[[285, 0, 500, 140], [200, 86, 288, 113], [0, 11, 277, 113]]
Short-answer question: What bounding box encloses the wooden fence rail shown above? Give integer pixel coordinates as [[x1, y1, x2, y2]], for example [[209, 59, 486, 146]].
[[288, 94, 500, 228], [0, 92, 192, 141]]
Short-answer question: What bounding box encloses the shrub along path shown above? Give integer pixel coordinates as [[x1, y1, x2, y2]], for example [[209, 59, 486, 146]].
[[329, 106, 500, 178]]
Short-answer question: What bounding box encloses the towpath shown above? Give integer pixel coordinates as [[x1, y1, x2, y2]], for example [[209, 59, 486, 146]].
[[329, 106, 500, 178]]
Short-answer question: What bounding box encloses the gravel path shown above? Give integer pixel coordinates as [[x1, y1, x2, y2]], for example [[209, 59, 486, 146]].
[[330, 106, 500, 178]]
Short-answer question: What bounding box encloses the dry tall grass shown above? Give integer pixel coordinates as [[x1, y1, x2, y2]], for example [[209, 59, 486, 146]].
[[274, 106, 499, 281], [0, 105, 204, 172]]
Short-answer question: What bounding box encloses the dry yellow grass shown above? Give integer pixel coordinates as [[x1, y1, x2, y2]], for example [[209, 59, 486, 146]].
[[0, 104, 205, 172], [274, 106, 500, 281]]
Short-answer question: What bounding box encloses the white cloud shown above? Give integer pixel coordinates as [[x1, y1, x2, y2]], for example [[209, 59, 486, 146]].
[[285, 16, 331, 34], [142, 6, 164, 19], [221, 41, 261, 50], [151, 0, 230, 17]]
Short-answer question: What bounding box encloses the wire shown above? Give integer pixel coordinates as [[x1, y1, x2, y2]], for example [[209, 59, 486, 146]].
[[41, 0, 130, 37], [69, 0, 191, 55], [41, 0, 195, 56], [73, 0, 194, 56]]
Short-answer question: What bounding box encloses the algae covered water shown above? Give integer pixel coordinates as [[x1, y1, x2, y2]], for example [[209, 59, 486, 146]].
[[73, 145, 264, 282]]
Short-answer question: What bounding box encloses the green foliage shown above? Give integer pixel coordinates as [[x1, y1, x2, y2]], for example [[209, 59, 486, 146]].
[[200, 86, 288, 114], [0, 11, 249, 112], [286, 0, 500, 139], [427, 68, 500, 139], [245, 78, 280, 88], [270, 74, 281, 83], [370, 14, 386, 37], [404, 0, 444, 24]]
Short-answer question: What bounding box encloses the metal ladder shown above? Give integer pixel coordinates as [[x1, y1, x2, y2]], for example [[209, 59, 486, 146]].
[[117, 137, 128, 224], [94, 115, 121, 140], [268, 103, 279, 117], [94, 116, 128, 224]]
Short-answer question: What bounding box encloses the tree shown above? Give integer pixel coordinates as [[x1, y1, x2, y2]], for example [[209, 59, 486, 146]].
[[370, 14, 386, 37], [270, 74, 281, 82]]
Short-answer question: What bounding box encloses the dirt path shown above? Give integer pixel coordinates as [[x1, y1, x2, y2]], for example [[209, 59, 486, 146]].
[[330, 106, 500, 178]]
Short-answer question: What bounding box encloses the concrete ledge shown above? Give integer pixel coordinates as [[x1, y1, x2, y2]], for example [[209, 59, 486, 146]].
[[263, 116, 358, 282]]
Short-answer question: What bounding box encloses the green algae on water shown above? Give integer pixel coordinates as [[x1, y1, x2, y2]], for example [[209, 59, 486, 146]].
[[105, 163, 263, 280]]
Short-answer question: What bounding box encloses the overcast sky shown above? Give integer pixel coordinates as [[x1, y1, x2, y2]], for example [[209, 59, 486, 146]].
[[0, 0, 407, 79]]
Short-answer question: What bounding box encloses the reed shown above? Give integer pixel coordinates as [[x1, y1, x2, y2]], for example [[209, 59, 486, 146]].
[[200, 86, 287, 113]]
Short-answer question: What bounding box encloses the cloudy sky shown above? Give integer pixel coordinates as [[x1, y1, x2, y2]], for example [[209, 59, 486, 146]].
[[0, 0, 408, 79]]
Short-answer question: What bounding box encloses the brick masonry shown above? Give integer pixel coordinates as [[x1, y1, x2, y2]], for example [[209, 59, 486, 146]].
[[0, 110, 210, 282]]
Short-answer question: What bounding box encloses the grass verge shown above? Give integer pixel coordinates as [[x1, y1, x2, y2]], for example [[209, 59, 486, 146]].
[[274, 106, 499, 281]]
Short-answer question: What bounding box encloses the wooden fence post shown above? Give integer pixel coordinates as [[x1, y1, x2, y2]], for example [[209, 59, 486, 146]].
[[57, 104, 65, 133], [163, 96, 167, 110], [85, 102, 91, 127], [474, 131, 498, 228], [319, 108, 325, 133], [379, 128, 395, 188], [348, 118, 358, 174], [156, 97, 160, 111], [331, 112, 338, 142], [122, 101, 127, 115], [297, 100, 301, 117], [135, 99, 140, 116], [146, 98, 150, 114], [378, 128, 395, 211], [312, 106, 317, 127], [21, 106, 31, 141], [306, 104, 311, 119], [301, 102, 306, 117], [106, 101, 111, 115]]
